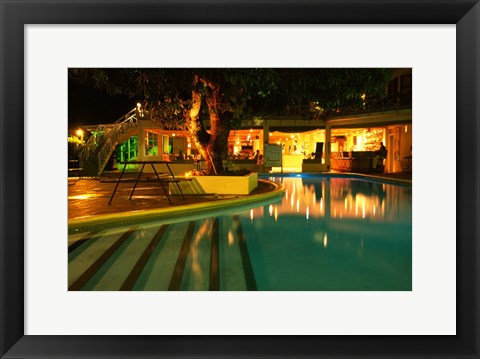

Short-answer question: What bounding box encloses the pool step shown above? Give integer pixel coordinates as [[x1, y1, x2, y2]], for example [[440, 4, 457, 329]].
[[232, 215, 257, 291], [168, 221, 196, 290], [68, 216, 257, 291], [120, 225, 169, 290], [136, 222, 192, 291]]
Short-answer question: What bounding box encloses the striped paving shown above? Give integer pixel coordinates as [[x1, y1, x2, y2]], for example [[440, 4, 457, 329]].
[[68, 216, 257, 291]]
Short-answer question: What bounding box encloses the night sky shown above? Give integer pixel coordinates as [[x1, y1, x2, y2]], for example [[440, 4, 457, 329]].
[[68, 81, 134, 129]]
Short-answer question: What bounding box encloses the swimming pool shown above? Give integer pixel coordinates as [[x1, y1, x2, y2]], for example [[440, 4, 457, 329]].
[[68, 174, 412, 291]]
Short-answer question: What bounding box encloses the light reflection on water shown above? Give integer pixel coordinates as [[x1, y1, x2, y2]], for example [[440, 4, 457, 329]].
[[235, 175, 412, 291], [248, 176, 411, 224]]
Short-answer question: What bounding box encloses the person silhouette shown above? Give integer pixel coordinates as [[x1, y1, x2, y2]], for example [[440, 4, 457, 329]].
[[377, 142, 387, 158]]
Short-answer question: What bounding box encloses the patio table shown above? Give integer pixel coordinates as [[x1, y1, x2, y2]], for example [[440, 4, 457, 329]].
[[108, 160, 185, 205]]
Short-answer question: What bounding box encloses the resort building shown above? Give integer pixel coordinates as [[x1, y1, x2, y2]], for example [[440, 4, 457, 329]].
[[75, 69, 412, 175]]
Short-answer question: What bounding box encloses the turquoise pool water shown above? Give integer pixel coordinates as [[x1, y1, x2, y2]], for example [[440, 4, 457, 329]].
[[68, 174, 412, 291]]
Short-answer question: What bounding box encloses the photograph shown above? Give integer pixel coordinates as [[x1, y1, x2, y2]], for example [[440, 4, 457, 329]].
[[1, 0, 479, 357], [68, 68, 413, 291]]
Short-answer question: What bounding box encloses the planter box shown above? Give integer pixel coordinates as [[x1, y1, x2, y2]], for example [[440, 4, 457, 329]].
[[170, 173, 258, 195]]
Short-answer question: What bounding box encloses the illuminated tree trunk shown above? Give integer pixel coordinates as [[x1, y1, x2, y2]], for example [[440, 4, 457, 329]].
[[204, 82, 230, 175], [185, 78, 230, 175], [185, 89, 209, 167]]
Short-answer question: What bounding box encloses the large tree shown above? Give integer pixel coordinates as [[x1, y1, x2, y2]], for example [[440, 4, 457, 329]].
[[69, 68, 391, 175]]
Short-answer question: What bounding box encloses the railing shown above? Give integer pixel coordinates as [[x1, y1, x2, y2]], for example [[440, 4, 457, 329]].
[[97, 108, 140, 174], [78, 124, 105, 167]]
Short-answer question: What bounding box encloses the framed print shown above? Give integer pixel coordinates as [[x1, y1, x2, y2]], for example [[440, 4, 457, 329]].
[[1, 0, 479, 358]]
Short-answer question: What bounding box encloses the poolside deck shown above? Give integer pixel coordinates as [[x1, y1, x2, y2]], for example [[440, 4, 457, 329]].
[[68, 171, 411, 220]]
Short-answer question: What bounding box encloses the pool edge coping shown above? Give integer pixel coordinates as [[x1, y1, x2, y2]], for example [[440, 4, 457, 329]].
[[68, 179, 285, 233], [300, 172, 412, 185]]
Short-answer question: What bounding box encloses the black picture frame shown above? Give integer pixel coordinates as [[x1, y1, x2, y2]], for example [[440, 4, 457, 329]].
[[1, 1, 479, 358]]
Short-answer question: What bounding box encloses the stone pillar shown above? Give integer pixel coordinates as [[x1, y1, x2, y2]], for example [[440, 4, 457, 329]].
[[262, 121, 269, 173], [262, 121, 269, 153], [157, 132, 162, 157], [325, 124, 332, 171], [138, 121, 146, 160]]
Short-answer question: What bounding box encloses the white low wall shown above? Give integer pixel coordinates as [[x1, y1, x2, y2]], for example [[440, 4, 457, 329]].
[[283, 155, 304, 168]]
